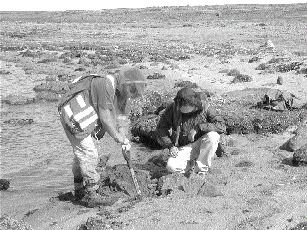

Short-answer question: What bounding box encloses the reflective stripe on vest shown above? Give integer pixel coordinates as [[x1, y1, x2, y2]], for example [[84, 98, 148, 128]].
[[63, 75, 115, 132]]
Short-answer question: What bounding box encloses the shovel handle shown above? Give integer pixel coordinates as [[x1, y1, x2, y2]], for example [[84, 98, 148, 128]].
[[122, 149, 142, 196]]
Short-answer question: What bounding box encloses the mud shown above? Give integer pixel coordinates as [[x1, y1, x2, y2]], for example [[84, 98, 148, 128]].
[[97, 164, 160, 198]]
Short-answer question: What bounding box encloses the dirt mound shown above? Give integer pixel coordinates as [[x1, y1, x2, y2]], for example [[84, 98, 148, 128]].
[[97, 164, 159, 198]]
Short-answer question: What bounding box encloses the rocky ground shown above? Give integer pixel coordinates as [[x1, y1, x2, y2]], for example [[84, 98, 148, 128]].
[[1, 4, 307, 230]]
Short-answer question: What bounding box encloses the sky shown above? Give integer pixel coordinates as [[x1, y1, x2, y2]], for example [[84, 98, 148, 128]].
[[1, 0, 306, 11]]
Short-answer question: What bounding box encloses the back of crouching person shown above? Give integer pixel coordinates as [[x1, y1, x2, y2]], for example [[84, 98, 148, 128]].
[[156, 87, 226, 176]]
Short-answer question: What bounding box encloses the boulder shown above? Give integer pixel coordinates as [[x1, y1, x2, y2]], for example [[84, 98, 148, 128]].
[[282, 124, 307, 152], [292, 144, 307, 166], [0, 179, 10, 190], [2, 95, 35, 105], [277, 76, 283, 85]]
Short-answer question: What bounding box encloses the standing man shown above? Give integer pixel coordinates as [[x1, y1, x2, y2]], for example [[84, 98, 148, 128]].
[[156, 87, 226, 175], [58, 67, 146, 207]]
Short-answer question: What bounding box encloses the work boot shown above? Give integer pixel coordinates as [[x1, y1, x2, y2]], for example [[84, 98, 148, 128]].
[[81, 187, 118, 208], [195, 160, 209, 176], [74, 182, 85, 201]]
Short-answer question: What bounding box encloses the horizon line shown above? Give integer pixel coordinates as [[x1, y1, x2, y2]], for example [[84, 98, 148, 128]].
[[1, 2, 306, 12]]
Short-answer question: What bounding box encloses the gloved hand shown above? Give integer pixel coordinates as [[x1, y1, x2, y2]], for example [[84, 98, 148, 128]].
[[169, 146, 179, 158], [122, 141, 131, 152], [188, 129, 197, 142]]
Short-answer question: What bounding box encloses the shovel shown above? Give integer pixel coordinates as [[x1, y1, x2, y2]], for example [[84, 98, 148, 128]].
[[122, 145, 142, 198]]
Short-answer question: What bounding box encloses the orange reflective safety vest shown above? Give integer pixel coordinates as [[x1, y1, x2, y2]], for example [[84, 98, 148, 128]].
[[58, 74, 115, 139]]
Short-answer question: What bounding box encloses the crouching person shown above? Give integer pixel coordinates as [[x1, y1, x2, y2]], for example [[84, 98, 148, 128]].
[[58, 67, 146, 207], [156, 87, 226, 176]]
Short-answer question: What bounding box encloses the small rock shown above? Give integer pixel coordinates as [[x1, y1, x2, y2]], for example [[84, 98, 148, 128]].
[[74, 67, 86, 72], [248, 56, 260, 63], [36, 91, 61, 102], [235, 160, 254, 167], [147, 73, 166, 80], [227, 69, 241, 76], [261, 40, 275, 50], [0, 70, 11, 75], [231, 74, 253, 83], [0, 179, 10, 190], [4, 119, 34, 125], [33, 81, 70, 94], [174, 80, 198, 88], [2, 95, 35, 105], [293, 144, 307, 166], [277, 76, 283, 85]]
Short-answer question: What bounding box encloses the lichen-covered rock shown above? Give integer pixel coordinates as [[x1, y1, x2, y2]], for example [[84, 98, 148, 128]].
[[2, 95, 35, 105], [0, 215, 33, 230], [0, 179, 10, 190], [293, 144, 307, 166]]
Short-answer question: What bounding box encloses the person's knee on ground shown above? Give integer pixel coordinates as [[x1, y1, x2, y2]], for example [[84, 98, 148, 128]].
[[166, 157, 187, 173], [197, 131, 220, 171]]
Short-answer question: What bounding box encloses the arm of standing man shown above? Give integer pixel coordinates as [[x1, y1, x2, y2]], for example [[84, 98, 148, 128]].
[[91, 77, 129, 145]]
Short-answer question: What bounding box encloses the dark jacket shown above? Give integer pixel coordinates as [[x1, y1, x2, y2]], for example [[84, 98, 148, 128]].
[[156, 102, 226, 148]]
